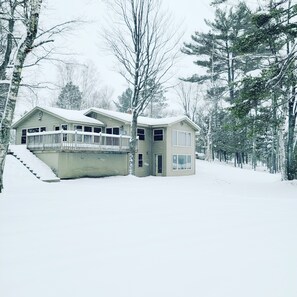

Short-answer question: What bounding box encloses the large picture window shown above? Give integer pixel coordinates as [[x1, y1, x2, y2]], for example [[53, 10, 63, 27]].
[[154, 129, 163, 141], [172, 130, 192, 147], [172, 155, 192, 170]]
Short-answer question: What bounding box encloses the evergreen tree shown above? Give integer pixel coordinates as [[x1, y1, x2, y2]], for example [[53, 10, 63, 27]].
[[233, 0, 297, 179], [114, 88, 132, 113], [56, 82, 82, 110]]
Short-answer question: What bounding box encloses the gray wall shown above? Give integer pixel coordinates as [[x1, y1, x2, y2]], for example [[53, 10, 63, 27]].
[[35, 151, 129, 179]]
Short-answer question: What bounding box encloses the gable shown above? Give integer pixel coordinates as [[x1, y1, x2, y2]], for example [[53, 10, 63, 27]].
[[12, 106, 103, 129]]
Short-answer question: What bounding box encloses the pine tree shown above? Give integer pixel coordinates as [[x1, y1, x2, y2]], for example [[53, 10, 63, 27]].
[[56, 82, 82, 110], [114, 88, 132, 113], [233, 0, 297, 179]]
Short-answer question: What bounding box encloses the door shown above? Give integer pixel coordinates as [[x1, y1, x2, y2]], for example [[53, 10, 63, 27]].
[[155, 154, 163, 176]]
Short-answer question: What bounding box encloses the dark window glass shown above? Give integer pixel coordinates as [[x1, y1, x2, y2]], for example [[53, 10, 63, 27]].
[[137, 128, 145, 140], [157, 155, 162, 173], [94, 127, 101, 133], [84, 126, 92, 132], [21, 129, 27, 144], [154, 129, 163, 141], [113, 127, 120, 135], [28, 128, 39, 133], [138, 154, 143, 167], [40, 127, 46, 132]]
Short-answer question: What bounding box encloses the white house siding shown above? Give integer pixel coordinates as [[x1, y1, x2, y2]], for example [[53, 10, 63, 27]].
[[35, 151, 129, 179], [166, 122, 196, 176], [151, 127, 167, 176], [15, 111, 67, 145], [135, 127, 152, 177]]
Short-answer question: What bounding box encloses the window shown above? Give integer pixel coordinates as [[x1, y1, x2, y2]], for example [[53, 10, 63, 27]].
[[138, 154, 143, 167], [74, 125, 83, 142], [84, 126, 92, 143], [94, 127, 101, 133], [137, 128, 145, 140], [106, 127, 120, 145], [154, 129, 163, 141], [172, 130, 192, 147], [172, 155, 192, 170], [28, 127, 39, 133], [61, 125, 68, 141], [21, 129, 27, 144], [40, 127, 46, 132], [94, 127, 102, 143]]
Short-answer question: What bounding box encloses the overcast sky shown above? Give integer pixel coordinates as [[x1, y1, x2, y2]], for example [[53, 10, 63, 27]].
[[17, 0, 216, 115]]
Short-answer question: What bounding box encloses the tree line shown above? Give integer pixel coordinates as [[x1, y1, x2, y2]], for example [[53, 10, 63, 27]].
[[182, 0, 297, 181]]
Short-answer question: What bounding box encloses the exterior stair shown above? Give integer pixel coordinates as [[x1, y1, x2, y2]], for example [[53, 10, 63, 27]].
[[8, 145, 60, 182]]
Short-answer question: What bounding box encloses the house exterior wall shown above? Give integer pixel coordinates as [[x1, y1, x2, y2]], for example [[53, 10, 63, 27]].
[[15, 110, 102, 145], [165, 122, 196, 176], [87, 112, 131, 135], [15, 110, 68, 144], [151, 127, 168, 176], [35, 151, 129, 179], [135, 127, 152, 177]]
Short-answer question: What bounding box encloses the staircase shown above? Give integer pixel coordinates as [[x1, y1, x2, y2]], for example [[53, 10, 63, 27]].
[[8, 145, 60, 182]]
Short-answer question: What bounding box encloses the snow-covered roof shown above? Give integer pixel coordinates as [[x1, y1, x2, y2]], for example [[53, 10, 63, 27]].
[[12, 106, 104, 128], [86, 108, 199, 130], [12, 105, 199, 131]]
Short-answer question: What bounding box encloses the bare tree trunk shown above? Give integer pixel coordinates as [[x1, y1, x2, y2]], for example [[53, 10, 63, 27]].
[[129, 111, 138, 176], [0, 0, 43, 193], [205, 112, 213, 162]]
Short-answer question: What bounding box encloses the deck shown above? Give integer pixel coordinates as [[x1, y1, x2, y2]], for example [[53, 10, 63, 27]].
[[27, 130, 131, 153]]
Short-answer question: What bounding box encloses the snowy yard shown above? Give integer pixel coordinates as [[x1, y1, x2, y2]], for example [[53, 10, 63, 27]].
[[1, 155, 297, 297]]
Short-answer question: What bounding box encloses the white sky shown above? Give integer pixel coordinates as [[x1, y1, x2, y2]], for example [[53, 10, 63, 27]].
[[17, 0, 216, 115]]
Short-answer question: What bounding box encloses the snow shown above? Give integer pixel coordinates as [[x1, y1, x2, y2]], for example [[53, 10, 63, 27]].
[[13, 106, 104, 128], [1, 156, 297, 297], [8, 145, 60, 182], [87, 107, 198, 128], [42, 106, 104, 125]]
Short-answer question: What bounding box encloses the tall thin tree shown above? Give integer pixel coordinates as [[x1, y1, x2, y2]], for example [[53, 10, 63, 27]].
[[103, 0, 181, 175]]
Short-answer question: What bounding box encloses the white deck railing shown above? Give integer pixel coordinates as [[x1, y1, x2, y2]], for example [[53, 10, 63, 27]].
[[27, 130, 131, 153]]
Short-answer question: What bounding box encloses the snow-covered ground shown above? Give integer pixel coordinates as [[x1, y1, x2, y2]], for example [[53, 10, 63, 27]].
[[1, 156, 297, 297]]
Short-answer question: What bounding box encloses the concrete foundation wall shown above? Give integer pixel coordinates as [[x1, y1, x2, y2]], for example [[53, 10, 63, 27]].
[[35, 151, 129, 179]]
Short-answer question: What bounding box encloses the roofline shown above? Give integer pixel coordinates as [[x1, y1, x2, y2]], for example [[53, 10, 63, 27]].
[[85, 108, 134, 126], [85, 108, 199, 130], [12, 106, 103, 128]]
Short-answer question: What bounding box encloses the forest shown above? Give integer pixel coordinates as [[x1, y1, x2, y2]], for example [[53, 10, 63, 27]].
[[182, 0, 297, 181]]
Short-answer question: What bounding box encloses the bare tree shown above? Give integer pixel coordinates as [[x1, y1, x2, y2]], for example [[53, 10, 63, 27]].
[[55, 59, 115, 109], [0, 0, 45, 192], [175, 82, 201, 122], [103, 0, 181, 175]]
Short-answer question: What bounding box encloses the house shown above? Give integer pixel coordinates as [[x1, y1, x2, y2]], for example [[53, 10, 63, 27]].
[[12, 106, 199, 178]]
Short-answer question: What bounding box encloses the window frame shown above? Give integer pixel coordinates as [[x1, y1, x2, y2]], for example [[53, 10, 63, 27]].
[[172, 154, 192, 171], [138, 153, 143, 167], [153, 129, 164, 141], [137, 128, 145, 141], [172, 130, 192, 147]]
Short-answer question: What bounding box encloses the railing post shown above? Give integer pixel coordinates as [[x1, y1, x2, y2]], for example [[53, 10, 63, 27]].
[[60, 130, 63, 150], [75, 130, 77, 150]]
